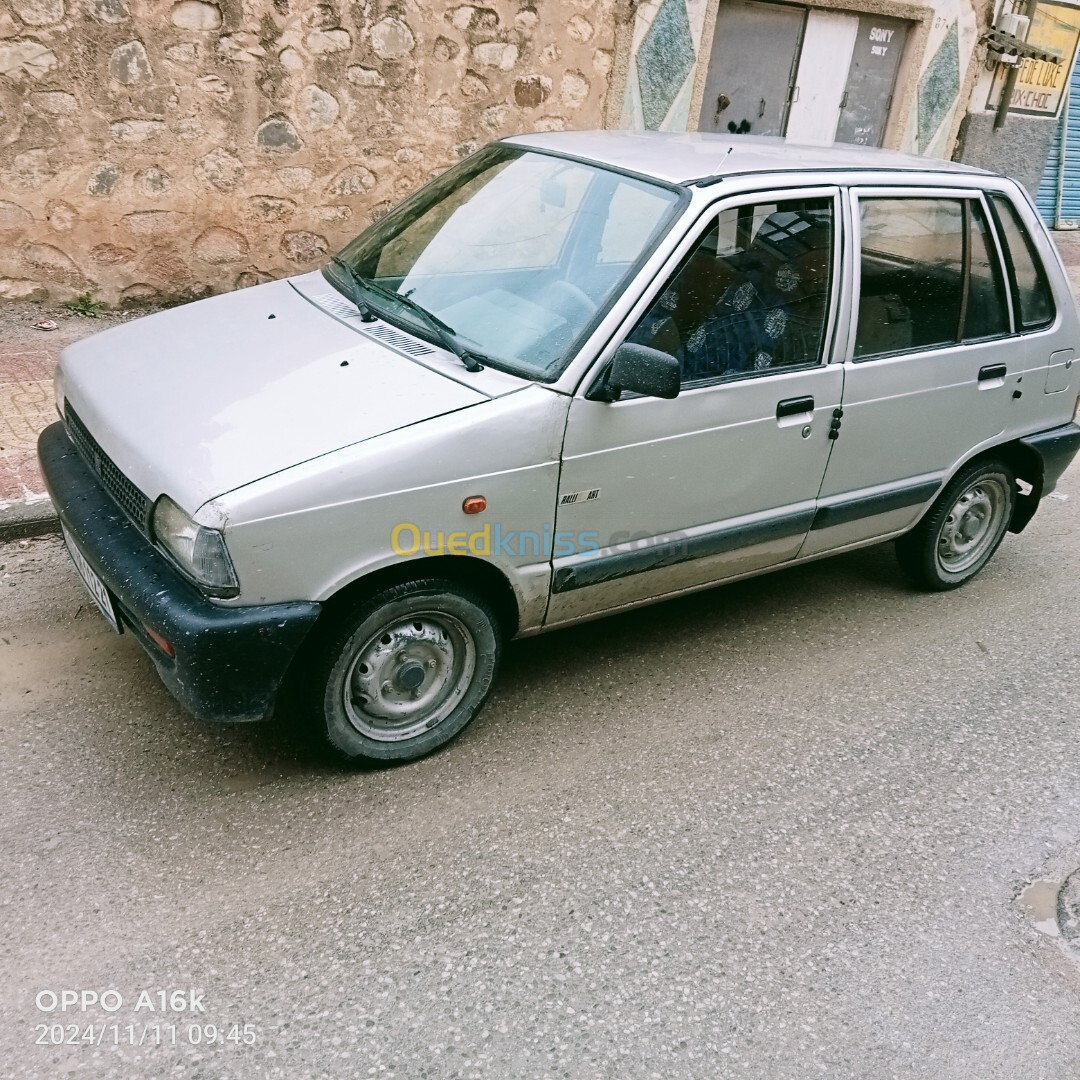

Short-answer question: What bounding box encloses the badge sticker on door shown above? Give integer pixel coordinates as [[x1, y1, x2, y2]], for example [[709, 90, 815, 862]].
[[560, 488, 602, 506]]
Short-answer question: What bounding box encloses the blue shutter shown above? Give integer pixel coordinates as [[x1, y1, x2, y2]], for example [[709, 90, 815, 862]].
[[1037, 58, 1080, 226]]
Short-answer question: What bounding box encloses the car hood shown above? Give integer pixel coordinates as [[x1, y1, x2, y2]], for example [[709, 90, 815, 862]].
[[59, 276, 519, 512]]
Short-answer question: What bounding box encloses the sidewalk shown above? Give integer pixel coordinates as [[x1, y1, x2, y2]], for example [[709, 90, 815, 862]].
[[4, 229, 1080, 540], [0, 303, 142, 538], [0, 347, 53, 506], [1055, 228, 1080, 289]]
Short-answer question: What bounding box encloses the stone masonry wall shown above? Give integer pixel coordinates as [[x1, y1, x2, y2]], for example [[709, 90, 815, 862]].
[[0, 0, 619, 305]]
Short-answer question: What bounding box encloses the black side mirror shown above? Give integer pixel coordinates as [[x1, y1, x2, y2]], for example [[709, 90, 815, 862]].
[[602, 343, 680, 400]]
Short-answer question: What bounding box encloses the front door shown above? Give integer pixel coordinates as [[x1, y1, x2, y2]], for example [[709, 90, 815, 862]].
[[546, 190, 844, 626], [803, 189, 1018, 557], [698, 1, 806, 136]]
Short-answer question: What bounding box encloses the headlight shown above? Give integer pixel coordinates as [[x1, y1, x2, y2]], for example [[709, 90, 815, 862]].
[[152, 496, 239, 595]]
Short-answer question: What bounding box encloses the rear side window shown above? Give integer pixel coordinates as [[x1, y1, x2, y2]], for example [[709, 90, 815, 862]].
[[854, 196, 1010, 358], [988, 195, 1055, 329]]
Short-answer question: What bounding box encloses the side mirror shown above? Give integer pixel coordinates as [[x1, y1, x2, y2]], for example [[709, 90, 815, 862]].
[[604, 343, 680, 400]]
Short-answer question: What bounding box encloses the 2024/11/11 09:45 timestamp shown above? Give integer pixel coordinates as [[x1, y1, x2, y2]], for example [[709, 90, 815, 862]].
[[34, 1023, 258, 1047]]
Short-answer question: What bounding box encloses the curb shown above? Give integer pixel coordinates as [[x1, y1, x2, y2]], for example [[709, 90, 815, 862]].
[[0, 498, 59, 542]]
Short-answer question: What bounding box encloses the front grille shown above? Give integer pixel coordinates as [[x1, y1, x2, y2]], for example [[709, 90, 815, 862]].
[[65, 405, 152, 531]]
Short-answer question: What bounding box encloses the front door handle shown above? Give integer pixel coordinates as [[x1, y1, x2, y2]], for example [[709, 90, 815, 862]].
[[777, 396, 814, 418], [978, 363, 1006, 382]]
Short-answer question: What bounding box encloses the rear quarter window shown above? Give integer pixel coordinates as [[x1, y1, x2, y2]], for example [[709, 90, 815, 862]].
[[988, 194, 1055, 330]]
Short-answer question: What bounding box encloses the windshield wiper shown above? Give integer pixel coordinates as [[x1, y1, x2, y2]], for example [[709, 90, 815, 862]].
[[329, 255, 376, 322], [358, 278, 486, 373]]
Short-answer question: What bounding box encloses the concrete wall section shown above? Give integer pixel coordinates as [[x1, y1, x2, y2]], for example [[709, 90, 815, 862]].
[[955, 112, 1060, 194], [0, 0, 617, 304]]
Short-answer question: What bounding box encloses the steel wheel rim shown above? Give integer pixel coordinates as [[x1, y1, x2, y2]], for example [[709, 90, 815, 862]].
[[342, 611, 476, 742], [936, 476, 1008, 574]]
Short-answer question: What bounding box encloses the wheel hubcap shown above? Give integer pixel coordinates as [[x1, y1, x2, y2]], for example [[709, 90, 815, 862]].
[[343, 612, 476, 742], [936, 477, 1007, 574]]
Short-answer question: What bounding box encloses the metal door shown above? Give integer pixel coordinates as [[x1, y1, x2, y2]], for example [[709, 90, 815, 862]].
[[698, 0, 806, 137], [1036, 56, 1080, 225], [834, 15, 909, 146], [784, 10, 860, 144]]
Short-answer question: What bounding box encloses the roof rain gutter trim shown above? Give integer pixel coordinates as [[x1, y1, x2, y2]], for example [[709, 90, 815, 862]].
[[686, 163, 995, 188]]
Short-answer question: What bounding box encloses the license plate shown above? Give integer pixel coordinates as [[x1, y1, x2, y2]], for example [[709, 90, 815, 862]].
[[62, 525, 120, 634]]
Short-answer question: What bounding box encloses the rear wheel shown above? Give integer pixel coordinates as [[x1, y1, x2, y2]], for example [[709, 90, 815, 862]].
[[311, 579, 502, 763], [895, 458, 1016, 590]]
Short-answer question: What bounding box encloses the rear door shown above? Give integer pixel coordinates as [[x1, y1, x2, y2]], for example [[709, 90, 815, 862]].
[[803, 187, 1019, 557]]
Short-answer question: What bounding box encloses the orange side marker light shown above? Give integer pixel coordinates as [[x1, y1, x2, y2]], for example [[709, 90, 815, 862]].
[[142, 623, 176, 658]]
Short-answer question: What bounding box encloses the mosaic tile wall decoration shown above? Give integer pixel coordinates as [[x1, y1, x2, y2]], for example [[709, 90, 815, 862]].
[[918, 21, 961, 151], [636, 0, 697, 128], [621, 0, 712, 130]]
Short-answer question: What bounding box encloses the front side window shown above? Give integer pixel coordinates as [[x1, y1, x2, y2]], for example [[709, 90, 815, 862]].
[[989, 195, 1055, 329], [854, 195, 1011, 358], [626, 196, 835, 385], [326, 145, 682, 380]]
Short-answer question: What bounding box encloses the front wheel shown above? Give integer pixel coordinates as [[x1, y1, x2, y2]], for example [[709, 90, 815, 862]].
[[311, 579, 502, 763], [895, 458, 1016, 590]]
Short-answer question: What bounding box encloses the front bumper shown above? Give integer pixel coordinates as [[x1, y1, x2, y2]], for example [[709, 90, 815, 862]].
[[38, 421, 321, 722]]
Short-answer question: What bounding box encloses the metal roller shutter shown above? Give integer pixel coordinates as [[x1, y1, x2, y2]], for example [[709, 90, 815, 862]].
[[1037, 59, 1080, 227]]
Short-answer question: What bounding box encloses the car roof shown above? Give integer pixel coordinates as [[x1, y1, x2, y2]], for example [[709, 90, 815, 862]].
[[503, 130, 991, 186]]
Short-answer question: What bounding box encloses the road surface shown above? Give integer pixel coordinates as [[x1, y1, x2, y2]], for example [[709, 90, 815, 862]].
[[3, 464, 1080, 1078]]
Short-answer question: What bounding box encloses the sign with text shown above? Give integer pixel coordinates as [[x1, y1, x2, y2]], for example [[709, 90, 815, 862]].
[[987, 1, 1080, 117]]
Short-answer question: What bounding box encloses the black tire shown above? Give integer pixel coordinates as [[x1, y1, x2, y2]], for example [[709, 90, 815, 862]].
[[895, 458, 1016, 591], [310, 578, 502, 763]]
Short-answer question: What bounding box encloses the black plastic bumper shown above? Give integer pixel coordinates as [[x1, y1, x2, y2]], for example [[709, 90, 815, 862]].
[[1021, 421, 1080, 494], [38, 421, 321, 722]]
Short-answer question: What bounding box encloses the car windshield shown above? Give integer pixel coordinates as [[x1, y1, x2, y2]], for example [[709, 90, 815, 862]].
[[324, 145, 682, 380]]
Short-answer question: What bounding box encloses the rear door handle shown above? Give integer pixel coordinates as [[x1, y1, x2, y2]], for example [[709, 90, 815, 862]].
[[978, 363, 1006, 382], [777, 396, 814, 418]]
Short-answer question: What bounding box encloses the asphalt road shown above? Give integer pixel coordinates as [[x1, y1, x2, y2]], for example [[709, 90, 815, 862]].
[[3, 465, 1080, 1080]]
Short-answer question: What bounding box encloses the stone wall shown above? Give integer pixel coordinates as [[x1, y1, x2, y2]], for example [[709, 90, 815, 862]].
[[0, 0, 619, 305]]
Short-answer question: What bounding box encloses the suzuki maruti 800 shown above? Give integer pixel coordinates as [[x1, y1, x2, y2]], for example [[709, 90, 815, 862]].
[[40, 133, 1080, 762]]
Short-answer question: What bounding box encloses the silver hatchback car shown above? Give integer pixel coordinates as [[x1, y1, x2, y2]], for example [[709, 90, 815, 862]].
[[41, 132, 1080, 762]]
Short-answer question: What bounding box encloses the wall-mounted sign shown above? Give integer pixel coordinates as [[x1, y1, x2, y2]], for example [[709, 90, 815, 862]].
[[987, 1, 1080, 116]]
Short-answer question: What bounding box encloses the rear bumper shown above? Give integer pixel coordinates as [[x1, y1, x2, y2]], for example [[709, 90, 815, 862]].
[[1021, 421, 1080, 495], [38, 421, 321, 722]]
